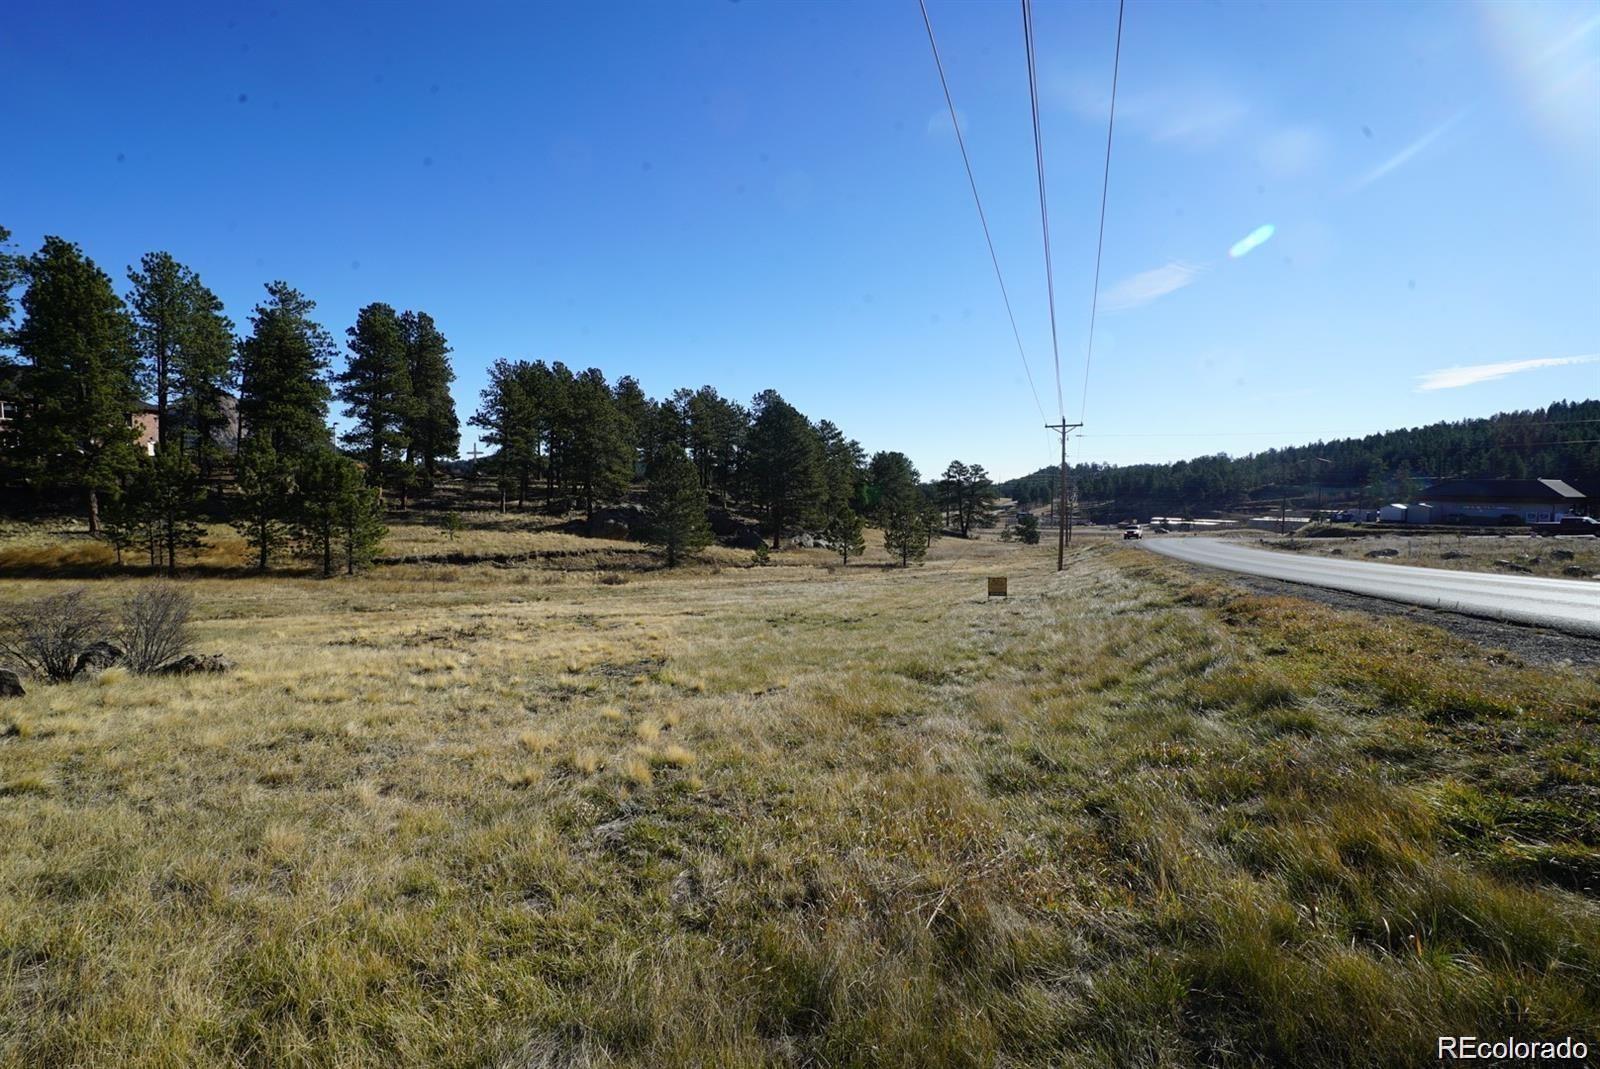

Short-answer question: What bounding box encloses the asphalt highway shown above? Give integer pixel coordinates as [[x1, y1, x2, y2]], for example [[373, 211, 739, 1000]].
[[1142, 537, 1600, 638]]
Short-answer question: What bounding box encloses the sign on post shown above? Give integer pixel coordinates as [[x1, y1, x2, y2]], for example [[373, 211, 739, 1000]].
[[987, 577, 1007, 598]]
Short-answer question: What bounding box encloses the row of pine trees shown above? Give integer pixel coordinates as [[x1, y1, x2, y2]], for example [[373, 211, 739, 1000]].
[[0, 227, 455, 574], [0, 226, 995, 571]]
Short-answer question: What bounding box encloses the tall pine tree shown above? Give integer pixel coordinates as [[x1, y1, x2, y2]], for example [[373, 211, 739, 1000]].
[[12, 237, 141, 531], [126, 252, 234, 472], [645, 445, 711, 567], [237, 282, 333, 459], [336, 302, 412, 496], [745, 390, 823, 549], [231, 436, 294, 571], [399, 310, 458, 486]]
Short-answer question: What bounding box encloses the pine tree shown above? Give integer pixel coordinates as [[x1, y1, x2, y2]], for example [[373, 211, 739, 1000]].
[[136, 445, 208, 576], [645, 445, 711, 567], [231, 436, 294, 571], [1016, 513, 1041, 544], [100, 491, 142, 566], [883, 499, 939, 566], [745, 390, 824, 549], [126, 252, 235, 476], [612, 374, 654, 475], [399, 310, 459, 487], [338, 480, 387, 576], [824, 506, 866, 565], [817, 419, 865, 514], [693, 388, 748, 506], [0, 225, 25, 350], [336, 302, 412, 496], [237, 282, 334, 459], [293, 448, 358, 578], [470, 358, 537, 511], [870, 451, 938, 566], [12, 237, 142, 532], [567, 368, 633, 520]]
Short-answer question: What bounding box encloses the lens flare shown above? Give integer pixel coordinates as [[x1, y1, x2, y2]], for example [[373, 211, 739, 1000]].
[[1228, 224, 1275, 259]]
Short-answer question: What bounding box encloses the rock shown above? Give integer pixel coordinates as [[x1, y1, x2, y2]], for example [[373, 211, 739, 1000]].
[[73, 641, 125, 677], [1441, 551, 1467, 560], [1329, 548, 1343, 555], [796, 532, 816, 549], [1493, 559, 1531, 573], [1364, 548, 1399, 558], [588, 519, 630, 541], [1563, 565, 1588, 577], [155, 653, 235, 676], [1551, 549, 1576, 561], [0, 669, 24, 698]]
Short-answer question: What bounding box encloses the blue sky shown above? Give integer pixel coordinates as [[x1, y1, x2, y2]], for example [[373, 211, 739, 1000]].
[[4, 0, 1597, 479]]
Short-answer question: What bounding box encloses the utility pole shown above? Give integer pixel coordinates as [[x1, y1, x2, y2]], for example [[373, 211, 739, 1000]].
[[1046, 421, 1083, 571]]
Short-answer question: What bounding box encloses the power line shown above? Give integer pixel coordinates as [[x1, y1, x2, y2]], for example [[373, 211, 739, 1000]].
[[1078, 0, 1125, 426], [916, 0, 1049, 428], [1021, 0, 1064, 420]]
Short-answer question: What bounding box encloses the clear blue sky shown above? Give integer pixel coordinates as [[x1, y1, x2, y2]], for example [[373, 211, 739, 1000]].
[[4, 0, 1597, 480]]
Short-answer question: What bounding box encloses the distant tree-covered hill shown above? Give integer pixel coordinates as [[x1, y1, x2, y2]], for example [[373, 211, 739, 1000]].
[[1000, 399, 1600, 522]]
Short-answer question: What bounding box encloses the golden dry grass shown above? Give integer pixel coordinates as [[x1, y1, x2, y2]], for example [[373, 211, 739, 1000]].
[[0, 520, 1595, 1066]]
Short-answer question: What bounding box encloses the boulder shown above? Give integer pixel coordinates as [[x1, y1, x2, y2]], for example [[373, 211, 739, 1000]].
[[155, 653, 236, 676], [73, 641, 125, 677], [1551, 549, 1576, 561], [1364, 548, 1399, 558], [1493, 559, 1531, 573], [1563, 565, 1588, 577], [0, 669, 24, 698], [1441, 551, 1467, 560], [588, 518, 630, 541]]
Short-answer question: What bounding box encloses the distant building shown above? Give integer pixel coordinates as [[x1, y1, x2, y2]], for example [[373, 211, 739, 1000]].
[[1417, 478, 1586, 524], [0, 365, 237, 459], [130, 401, 159, 456], [1377, 502, 1430, 524]]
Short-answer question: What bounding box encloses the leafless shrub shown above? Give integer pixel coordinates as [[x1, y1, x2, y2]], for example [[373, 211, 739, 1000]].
[[119, 583, 194, 674], [0, 589, 108, 683]]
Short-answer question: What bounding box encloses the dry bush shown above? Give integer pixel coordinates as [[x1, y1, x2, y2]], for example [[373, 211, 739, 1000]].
[[0, 588, 107, 682], [119, 583, 194, 673]]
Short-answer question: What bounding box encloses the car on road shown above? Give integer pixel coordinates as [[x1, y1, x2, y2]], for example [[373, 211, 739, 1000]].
[[1530, 516, 1600, 537], [1123, 526, 1143, 540]]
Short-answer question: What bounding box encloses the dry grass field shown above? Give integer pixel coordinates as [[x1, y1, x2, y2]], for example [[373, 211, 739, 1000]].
[[1, 520, 1597, 1066]]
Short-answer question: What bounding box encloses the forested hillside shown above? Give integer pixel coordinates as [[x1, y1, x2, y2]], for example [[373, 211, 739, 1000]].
[[1001, 400, 1600, 520]]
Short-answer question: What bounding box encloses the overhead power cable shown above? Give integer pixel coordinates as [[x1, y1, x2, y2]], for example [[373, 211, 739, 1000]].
[[1021, 0, 1065, 420], [1078, 0, 1126, 427], [917, 0, 1049, 428]]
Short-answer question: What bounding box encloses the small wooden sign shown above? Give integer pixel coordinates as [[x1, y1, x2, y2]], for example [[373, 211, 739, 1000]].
[[987, 576, 1007, 598]]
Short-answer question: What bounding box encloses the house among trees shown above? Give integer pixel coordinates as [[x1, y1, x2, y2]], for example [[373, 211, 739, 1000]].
[[0, 365, 236, 460], [1416, 478, 1588, 524]]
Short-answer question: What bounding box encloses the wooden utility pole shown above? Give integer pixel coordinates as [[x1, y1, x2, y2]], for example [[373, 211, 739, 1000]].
[[1046, 421, 1083, 571]]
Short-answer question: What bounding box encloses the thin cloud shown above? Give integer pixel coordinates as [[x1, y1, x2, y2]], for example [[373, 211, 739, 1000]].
[[1414, 353, 1599, 391], [1350, 110, 1468, 191], [926, 108, 967, 138], [1102, 262, 1200, 312], [1060, 81, 1247, 148]]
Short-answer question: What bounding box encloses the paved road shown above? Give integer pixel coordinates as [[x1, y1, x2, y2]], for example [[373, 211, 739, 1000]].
[[1143, 537, 1600, 638]]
